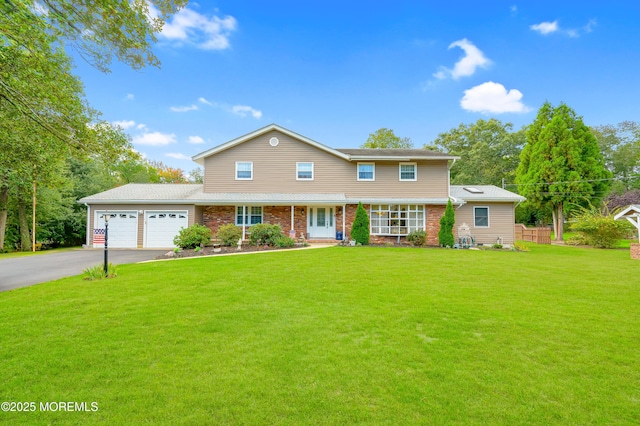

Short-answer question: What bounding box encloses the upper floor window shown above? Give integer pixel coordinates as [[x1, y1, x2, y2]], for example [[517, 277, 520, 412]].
[[236, 162, 253, 180], [474, 206, 489, 228], [296, 162, 314, 180], [399, 163, 417, 181], [357, 163, 375, 181]]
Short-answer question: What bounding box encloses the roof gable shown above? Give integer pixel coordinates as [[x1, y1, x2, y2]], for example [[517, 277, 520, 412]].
[[192, 124, 350, 165], [614, 204, 640, 220]]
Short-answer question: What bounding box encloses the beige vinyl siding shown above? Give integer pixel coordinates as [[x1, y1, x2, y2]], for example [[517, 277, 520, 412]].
[[204, 130, 449, 198], [88, 204, 197, 248], [455, 202, 517, 245]]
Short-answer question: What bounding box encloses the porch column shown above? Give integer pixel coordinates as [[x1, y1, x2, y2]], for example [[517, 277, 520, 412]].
[[242, 205, 246, 240], [343, 204, 346, 239], [291, 205, 295, 232]]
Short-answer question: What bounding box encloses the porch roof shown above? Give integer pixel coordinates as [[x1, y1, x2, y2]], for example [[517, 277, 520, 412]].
[[80, 184, 456, 206]]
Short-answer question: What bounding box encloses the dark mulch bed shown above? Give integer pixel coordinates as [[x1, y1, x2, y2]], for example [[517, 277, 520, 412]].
[[155, 244, 309, 259]]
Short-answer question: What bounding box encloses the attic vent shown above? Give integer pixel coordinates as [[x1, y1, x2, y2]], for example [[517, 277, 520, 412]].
[[269, 137, 279, 147], [463, 187, 484, 194]]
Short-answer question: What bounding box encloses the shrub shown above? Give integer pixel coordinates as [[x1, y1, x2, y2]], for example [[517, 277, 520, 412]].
[[173, 224, 212, 249], [512, 241, 530, 252], [492, 243, 503, 249], [571, 205, 634, 249], [438, 199, 455, 247], [84, 263, 117, 280], [351, 202, 370, 245], [565, 233, 588, 246], [273, 235, 296, 248], [248, 223, 283, 246], [406, 230, 427, 246], [216, 224, 243, 246]]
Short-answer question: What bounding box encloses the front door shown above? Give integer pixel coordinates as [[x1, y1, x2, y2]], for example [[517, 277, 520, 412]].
[[307, 206, 335, 238]]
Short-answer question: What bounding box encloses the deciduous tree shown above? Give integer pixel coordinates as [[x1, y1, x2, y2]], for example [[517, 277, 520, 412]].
[[590, 121, 640, 192], [362, 128, 413, 149], [425, 118, 524, 186]]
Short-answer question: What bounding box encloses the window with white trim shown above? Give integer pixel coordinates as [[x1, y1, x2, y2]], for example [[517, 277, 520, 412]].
[[399, 163, 417, 181], [357, 163, 375, 181], [236, 206, 263, 225], [236, 162, 253, 180], [370, 204, 425, 235], [296, 162, 314, 180], [474, 207, 489, 228]]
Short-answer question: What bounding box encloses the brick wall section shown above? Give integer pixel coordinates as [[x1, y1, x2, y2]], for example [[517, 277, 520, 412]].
[[204, 203, 446, 245], [203, 205, 307, 239], [263, 206, 307, 237], [203, 206, 235, 236], [631, 243, 640, 260], [426, 205, 446, 246]]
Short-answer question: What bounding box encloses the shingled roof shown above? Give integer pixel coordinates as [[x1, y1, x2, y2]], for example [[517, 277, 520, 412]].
[[336, 148, 457, 160]]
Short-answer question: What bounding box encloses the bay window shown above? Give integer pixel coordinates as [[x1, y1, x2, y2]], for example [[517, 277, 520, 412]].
[[370, 204, 425, 235]]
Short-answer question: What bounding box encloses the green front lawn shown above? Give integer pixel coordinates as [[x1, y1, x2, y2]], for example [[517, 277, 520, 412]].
[[1, 245, 638, 424]]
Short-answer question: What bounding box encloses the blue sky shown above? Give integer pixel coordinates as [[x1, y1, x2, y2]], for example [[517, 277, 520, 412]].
[[73, 1, 640, 172]]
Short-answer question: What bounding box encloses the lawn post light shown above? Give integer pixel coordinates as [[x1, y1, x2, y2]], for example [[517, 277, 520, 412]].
[[103, 212, 110, 276]]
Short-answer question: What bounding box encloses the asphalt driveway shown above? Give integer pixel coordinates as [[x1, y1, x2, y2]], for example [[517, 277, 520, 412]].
[[0, 249, 167, 292]]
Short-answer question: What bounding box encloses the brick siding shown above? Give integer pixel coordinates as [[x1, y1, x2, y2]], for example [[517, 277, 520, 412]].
[[631, 243, 640, 260], [203, 203, 445, 245]]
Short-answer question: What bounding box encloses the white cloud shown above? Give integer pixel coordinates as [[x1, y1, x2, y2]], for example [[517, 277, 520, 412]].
[[584, 19, 597, 33], [112, 120, 136, 129], [170, 104, 198, 112], [198, 97, 214, 106], [510, 5, 517, 15], [530, 21, 559, 35], [530, 19, 596, 38], [231, 105, 262, 119], [125, 93, 134, 100], [433, 38, 490, 80], [136, 123, 148, 130], [132, 131, 177, 146], [165, 153, 192, 160], [155, 5, 237, 50], [460, 82, 530, 114], [188, 136, 205, 144]]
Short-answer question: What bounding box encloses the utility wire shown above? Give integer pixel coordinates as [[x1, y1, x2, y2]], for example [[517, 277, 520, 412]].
[[505, 175, 640, 187]]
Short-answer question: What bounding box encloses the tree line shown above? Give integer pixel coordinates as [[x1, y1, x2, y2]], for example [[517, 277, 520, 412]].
[[0, 0, 188, 252], [365, 109, 640, 241]]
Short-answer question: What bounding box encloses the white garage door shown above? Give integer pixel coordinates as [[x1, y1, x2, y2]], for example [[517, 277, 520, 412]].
[[145, 211, 188, 248], [94, 211, 138, 248]]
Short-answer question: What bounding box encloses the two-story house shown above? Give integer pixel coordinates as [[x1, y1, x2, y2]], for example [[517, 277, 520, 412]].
[[80, 124, 525, 248]]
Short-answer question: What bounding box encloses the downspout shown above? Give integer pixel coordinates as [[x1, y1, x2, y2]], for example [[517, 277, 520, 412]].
[[447, 158, 457, 204]]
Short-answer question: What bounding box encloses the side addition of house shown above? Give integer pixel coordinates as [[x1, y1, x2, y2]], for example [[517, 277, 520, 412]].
[[80, 124, 525, 248]]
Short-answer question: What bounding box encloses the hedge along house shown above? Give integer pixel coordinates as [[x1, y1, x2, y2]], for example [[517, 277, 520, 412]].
[[80, 124, 525, 248]]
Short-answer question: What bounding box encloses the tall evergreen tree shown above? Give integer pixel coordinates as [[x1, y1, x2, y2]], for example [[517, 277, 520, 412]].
[[516, 102, 611, 241], [351, 202, 370, 244], [438, 199, 455, 247]]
